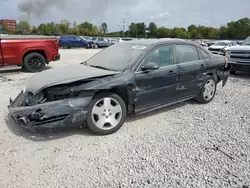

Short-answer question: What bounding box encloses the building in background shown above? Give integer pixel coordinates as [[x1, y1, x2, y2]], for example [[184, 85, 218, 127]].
[[0, 19, 17, 33]]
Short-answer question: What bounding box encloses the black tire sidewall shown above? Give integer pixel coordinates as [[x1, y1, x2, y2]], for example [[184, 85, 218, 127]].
[[196, 76, 217, 104], [23, 53, 46, 73], [86, 92, 127, 135], [93, 44, 99, 49], [63, 43, 69, 49]]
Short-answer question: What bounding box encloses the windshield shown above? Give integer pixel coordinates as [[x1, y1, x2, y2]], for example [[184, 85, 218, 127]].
[[214, 41, 229, 46], [242, 37, 250, 45], [85, 42, 149, 71]]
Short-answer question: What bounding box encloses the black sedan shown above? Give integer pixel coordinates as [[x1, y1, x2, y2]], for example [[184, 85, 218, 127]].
[[8, 39, 229, 135]]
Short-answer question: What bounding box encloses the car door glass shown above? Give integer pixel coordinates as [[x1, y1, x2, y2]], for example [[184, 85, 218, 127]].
[[98, 38, 104, 41], [198, 48, 209, 59], [75, 37, 82, 41], [144, 45, 174, 68], [175, 45, 199, 63]]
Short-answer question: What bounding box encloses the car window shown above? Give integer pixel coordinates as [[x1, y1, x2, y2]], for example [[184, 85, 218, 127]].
[[75, 36, 82, 41], [175, 45, 199, 63], [198, 48, 209, 59], [143, 45, 174, 68], [98, 38, 104, 41]]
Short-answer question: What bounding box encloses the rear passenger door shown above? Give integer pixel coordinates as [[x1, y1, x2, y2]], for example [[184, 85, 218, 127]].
[[174, 44, 207, 99]]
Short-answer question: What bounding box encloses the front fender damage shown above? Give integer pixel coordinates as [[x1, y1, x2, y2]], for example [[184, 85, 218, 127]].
[[8, 90, 92, 132]]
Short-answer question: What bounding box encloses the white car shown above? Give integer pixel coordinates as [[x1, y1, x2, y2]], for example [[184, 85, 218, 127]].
[[208, 40, 238, 56], [117, 38, 134, 42]]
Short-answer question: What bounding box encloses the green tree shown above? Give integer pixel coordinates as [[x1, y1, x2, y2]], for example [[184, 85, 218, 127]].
[[155, 27, 171, 38], [59, 19, 71, 35], [147, 22, 157, 37], [99, 22, 108, 35], [128, 23, 137, 37], [188, 24, 197, 38], [1, 23, 8, 34], [136, 22, 146, 37], [17, 20, 31, 34]]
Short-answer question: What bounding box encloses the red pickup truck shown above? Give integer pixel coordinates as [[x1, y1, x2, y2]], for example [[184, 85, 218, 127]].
[[0, 35, 60, 72]]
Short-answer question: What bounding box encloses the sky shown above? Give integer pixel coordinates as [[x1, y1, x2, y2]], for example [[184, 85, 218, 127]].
[[0, 0, 250, 32]]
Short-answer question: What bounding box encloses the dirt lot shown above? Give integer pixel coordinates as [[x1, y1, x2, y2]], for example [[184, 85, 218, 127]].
[[0, 49, 249, 188]]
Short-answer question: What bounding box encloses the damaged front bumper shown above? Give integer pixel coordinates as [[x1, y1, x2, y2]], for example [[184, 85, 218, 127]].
[[8, 90, 92, 132]]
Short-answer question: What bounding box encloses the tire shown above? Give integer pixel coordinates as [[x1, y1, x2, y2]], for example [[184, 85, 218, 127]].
[[195, 75, 217, 104], [23, 52, 46, 73], [86, 92, 127, 135], [62, 43, 70, 49], [230, 70, 236, 74], [93, 43, 99, 49]]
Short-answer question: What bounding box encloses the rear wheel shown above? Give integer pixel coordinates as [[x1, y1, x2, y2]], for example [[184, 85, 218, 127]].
[[86, 92, 127, 135], [195, 76, 217, 104], [62, 43, 70, 49], [23, 53, 46, 73]]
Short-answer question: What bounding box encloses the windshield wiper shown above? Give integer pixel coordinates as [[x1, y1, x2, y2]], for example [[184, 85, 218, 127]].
[[89, 65, 114, 71]]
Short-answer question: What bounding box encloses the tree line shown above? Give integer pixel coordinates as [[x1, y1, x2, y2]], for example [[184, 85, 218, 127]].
[[1, 17, 250, 40]]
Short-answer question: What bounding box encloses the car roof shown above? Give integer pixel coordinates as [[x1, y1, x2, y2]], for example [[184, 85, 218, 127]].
[[124, 38, 199, 47]]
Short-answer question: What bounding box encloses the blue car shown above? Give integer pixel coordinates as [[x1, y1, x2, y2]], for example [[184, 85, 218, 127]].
[[59, 35, 88, 49]]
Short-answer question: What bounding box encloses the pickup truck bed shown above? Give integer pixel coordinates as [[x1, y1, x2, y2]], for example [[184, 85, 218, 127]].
[[0, 35, 60, 72]]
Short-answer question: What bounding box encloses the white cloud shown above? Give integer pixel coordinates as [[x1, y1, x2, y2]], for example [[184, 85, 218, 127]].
[[158, 12, 172, 17]]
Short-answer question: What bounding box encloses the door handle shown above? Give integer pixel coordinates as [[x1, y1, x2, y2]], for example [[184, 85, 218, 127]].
[[168, 70, 175, 75], [200, 64, 206, 69]]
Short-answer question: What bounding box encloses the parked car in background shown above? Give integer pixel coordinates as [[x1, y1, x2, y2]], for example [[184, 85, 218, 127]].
[[59, 35, 88, 49], [92, 37, 112, 48], [118, 37, 134, 42], [206, 41, 215, 47], [0, 35, 60, 72], [208, 40, 238, 56], [225, 36, 250, 73], [196, 40, 208, 47], [8, 39, 229, 135], [81, 36, 94, 48], [109, 38, 118, 44]]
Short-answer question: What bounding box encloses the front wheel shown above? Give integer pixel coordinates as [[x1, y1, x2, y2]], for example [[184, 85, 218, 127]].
[[195, 76, 217, 104], [86, 92, 127, 135]]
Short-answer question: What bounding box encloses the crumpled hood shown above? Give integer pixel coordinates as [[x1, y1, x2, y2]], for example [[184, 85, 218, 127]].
[[26, 64, 119, 94], [228, 45, 250, 51]]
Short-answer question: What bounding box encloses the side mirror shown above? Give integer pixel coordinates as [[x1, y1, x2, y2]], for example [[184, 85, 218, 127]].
[[141, 62, 159, 71]]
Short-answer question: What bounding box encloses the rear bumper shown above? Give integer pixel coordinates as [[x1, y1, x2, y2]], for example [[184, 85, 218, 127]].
[[217, 70, 230, 87], [52, 54, 60, 61], [8, 91, 91, 132]]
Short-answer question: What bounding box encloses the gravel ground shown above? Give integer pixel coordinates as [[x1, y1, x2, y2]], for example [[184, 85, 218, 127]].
[[0, 49, 249, 188]]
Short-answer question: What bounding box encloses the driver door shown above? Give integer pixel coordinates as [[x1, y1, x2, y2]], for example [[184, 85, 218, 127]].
[[134, 45, 178, 111]]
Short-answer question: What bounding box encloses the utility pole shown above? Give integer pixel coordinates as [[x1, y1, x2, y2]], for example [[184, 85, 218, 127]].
[[119, 16, 128, 37]]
